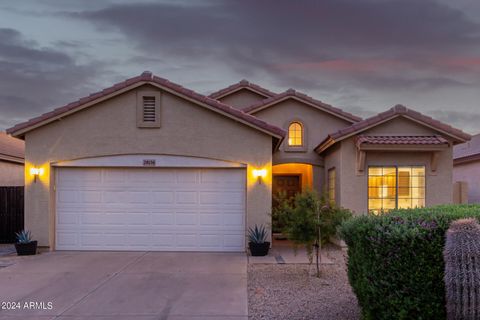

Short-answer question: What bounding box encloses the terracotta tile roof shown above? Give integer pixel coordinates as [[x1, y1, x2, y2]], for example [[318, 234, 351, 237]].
[[315, 105, 471, 154], [356, 135, 449, 148], [454, 133, 480, 160], [242, 89, 362, 123], [6, 72, 286, 144], [0, 131, 24, 163], [208, 80, 277, 99]]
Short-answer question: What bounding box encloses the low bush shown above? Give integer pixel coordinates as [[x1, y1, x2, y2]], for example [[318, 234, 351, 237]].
[[340, 204, 480, 320]]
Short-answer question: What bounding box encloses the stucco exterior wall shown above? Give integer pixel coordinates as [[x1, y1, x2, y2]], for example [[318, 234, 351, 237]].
[[323, 144, 342, 203], [334, 117, 454, 214], [0, 160, 24, 186], [24, 84, 274, 248], [453, 161, 480, 203], [217, 89, 268, 110], [253, 99, 351, 194], [253, 99, 352, 166]]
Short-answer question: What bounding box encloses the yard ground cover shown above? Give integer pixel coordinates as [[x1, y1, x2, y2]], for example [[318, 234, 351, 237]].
[[248, 245, 359, 320]]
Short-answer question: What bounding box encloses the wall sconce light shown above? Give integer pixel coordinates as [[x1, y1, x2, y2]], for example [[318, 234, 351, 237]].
[[30, 167, 44, 183], [253, 168, 267, 183]]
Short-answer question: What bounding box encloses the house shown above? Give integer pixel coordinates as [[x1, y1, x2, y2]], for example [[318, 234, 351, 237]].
[[6, 72, 470, 251], [453, 134, 480, 203], [0, 131, 24, 186]]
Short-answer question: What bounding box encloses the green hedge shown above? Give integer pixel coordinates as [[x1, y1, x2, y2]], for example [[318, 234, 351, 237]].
[[340, 204, 480, 320]]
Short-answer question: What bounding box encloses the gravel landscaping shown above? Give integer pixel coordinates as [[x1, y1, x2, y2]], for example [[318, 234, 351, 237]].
[[248, 245, 360, 320]]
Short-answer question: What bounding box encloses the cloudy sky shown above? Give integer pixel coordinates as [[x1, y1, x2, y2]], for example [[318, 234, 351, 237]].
[[1, 0, 480, 133]]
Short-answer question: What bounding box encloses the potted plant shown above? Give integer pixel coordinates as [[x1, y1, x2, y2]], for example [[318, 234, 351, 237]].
[[14, 230, 37, 256], [248, 224, 270, 256]]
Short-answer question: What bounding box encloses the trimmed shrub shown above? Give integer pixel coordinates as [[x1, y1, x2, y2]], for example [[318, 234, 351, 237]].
[[340, 204, 480, 320], [444, 218, 480, 320]]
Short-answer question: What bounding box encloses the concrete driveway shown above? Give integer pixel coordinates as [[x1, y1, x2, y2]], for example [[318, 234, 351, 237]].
[[0, 251, 247, 320]]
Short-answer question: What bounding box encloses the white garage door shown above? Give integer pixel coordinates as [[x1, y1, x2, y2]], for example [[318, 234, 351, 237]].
[[55, 167, 246, 251]]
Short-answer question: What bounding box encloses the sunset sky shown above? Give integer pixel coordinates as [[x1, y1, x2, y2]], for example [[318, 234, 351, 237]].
[[1, 0, 480, 133]]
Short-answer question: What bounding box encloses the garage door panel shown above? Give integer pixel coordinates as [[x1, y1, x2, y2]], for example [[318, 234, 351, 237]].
[[176, 170, 198, 183], [57, 190, 78, 203], [57, 214, 78, 226], [199, 213, 223, 226], [57, 169, 102, 186], [153, 191, 175, 204], [224, 234, 245, 248], [176, 233, 197, 247], [200, 169, 243, 182], [175, 212, 198, 225], [151, 233, 175, 247], [57, 232, 78, 246], [175, 191, 197, 204], [56, 167, 246, 251], [78, 191, 102, 203], [150, 212, 175, 225], [199, 191, 244, 205], [150, 171, 176, 184]]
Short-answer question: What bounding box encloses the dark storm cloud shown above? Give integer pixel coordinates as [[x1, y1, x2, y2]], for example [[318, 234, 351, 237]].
[[1, 0, 479, 132], [0, 28, 104, 129], [71, 0, 480, 90]]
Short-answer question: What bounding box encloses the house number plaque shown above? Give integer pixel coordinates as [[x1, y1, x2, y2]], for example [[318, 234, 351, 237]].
[[143, 159, 156, 166]]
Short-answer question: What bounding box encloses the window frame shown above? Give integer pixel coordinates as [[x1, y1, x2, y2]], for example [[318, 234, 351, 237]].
[[367, 165, 426, 214], [327, 167, 336, 205], [137, 90, 161, 128], [288, 121, 303, 146], [284, 120, 307, 152]]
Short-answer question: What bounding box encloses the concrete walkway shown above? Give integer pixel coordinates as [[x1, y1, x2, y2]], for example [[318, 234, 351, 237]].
[[0, 251, 248, 320], [0, 244, 15, 257]]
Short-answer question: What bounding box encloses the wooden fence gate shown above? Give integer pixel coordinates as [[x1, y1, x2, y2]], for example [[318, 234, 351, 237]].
[[0, 187, 24, 243]]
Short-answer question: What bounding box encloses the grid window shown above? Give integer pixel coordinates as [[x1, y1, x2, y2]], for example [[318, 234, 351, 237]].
[[328, 168, 336, 205], [368, 166, 425, 214], [288, 122, 303, 146]]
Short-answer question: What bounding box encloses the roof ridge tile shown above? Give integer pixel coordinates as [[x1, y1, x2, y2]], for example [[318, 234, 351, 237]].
[[316, 105, 471, 153], [208, 79, 278, 99], [243, 89, 362, 123], [7, 73, 286, 140]]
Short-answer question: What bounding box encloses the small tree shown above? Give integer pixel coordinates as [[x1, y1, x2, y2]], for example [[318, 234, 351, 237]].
[[282, 190, 352, 277]]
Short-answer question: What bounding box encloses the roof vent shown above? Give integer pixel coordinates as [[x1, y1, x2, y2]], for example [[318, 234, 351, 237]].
[[142, 96, 156, 122]]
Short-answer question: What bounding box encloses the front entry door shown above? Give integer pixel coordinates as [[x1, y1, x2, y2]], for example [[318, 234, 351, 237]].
[[272, 175, 301, 234], [273, 175, 301, 201]]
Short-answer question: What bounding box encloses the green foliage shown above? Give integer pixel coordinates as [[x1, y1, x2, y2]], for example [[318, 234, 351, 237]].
[[340, 204, 480, 320], [283, 189, 320, 260], [274, 190, 352, 245], [281, 190, 352, 261], [272, 191, 294, 233], [248, 224, 269, 244], [318, 194, 352, 244], [16, 230, 33, 244]]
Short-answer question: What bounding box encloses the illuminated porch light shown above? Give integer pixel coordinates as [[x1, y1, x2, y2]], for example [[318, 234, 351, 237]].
[[253, 168, 267, 183], [30, 167, 44, 182]]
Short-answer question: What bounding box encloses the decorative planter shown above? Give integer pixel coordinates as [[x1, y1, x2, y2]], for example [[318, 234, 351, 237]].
[[14, 241, 37, 256], [249, 241, 270, 256]]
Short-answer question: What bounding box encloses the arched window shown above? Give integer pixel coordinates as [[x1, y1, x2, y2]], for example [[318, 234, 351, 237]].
[[288, 122, 303, 146]]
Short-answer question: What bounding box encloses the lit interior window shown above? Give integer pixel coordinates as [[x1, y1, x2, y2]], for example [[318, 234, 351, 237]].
[[368, 166, 425, 214], [328, 168, 336, 205], [288, 122, 303, 146]]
